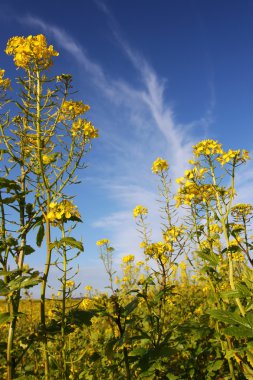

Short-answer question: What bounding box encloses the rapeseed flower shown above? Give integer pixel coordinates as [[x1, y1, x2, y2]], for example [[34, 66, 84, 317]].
[[152, 157, 169, 174], [133, 205, 148, 218], [96, 239, 110, 246], [5, 34, 58, 70]]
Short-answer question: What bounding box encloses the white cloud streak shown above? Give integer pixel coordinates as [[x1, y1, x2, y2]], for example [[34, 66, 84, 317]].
[[20, 11, 214, 264]]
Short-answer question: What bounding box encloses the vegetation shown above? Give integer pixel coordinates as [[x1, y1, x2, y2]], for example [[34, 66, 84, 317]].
[[1, 34, 253, 380]]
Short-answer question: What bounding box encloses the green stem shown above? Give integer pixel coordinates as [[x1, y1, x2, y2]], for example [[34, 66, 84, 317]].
[[61, 225, 67, 380]]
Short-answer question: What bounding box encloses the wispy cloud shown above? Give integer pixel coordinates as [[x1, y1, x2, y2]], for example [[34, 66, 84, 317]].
[[19, 11, 214, 264]]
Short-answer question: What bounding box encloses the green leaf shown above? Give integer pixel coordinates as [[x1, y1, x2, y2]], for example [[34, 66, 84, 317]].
[[246, 349, 253, 367], [23, 245, 35, 255], [36, 223, 44, 247], [0, 178, 20, 191], [0, 312, 24, 324], [209, 309, 251, 329], [197, 250, 219, 266], [68, 309, 95, 327], [166, 374, 179, 380], [211, 359, 223, 371], [0, 312, 10, 324], [223, 326, 253, 338], [8, 272, 42, 291], [236, 283, 252, 297], [123, 297, 139, 317], [220, 289, 241, 299], [128, 347, 147, 357], [0, 279, 10, 296], [59, 237, 84, 251]]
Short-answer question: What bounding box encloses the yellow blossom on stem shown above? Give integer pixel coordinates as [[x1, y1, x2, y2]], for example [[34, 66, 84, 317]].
[[96, 239, 110, 246], [193, 139, 223, 157], [121, 254, 135, 264], [71, 119, 99, 139], [152, 157, 169, 174], [66, 280, 75, 288], [60, 100, 90, 121], [231, 203, 253, 220], [47, 200, 80, 223], [133, 205, 148, 218], [5, 34, 59, 70], [0, 69, 11, 90]]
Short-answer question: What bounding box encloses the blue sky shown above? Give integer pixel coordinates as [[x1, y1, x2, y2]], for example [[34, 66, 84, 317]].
[[1, 0, 253, 294]]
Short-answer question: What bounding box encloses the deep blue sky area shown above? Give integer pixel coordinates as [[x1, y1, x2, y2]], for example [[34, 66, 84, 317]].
[[1, 0, 253, 293]]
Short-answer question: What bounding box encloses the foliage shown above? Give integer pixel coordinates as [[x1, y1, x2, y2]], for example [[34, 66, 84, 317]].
[[0, 34, 252, 380]]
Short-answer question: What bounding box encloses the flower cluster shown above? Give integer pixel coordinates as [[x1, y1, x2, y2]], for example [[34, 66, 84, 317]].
[[66, 280, 75, 288], [175, 183, 216, 207], [121, 254, 135, 264], [0, 69, 10, 90], [5, 34, 59, 70], [144, 242, 173, 264], [152, 157, 169, 174], [47, 200, 80, 223], [42, 154, 56, 165], [133, 205, 148, 218], [163, 225, 185, 243], [231, 252, 245, 262], [96, 239, 110, 246], [216, 149, 250, 166], [81, 298, 94, 310], [231, 203, 253, 220], [71, 119, 99, 139], [209, 223, 222, 234], [60, 100, 90, 121], [193, 139, 223, 157]]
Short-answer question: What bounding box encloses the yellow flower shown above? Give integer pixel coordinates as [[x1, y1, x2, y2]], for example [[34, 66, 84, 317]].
[[231, 203, 253, 220], [47, 200, 80, 223], [71, 118, 99, 139], [81, 298, 94, 310], [96, 238, 110, 246], [152, 157, 169, 174], [85, 285, 93, 291], [121, 254, 135, 264], [163, 225, 185, 242], [0, 69, 11, 90], [42, 154, 54, 165], [193, 139, 223, 157], [133, 205, 148, 218], [60, 100, 90, 121], [217, 149, 250, 166], [66, 280, 75, 288], [5, 34, 58, 70]]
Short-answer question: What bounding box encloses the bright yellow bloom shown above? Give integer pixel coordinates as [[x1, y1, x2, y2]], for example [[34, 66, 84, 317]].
[[66, 280, 75, 288], [85, 285, 93, 291], [144, 242, 173, 262], [60, 100, 90, 121], [217, 149, 250, 166], [81, 298, 94, 310], [5, 34, 59, 70], [163, 225, 185, 242], [133, 205, 148, 218], [71, 118, 99, 139], [0, 69, 11, 90], [231, 203, 253, 220], [209, 223, 222, 234], [121, 254, 135, 264], [47, 200, 80, 223], [193, 139, 223, 157], [42, 154, 56, 165], [152, 157, 169, 174], [96, 239, 110, 246]]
